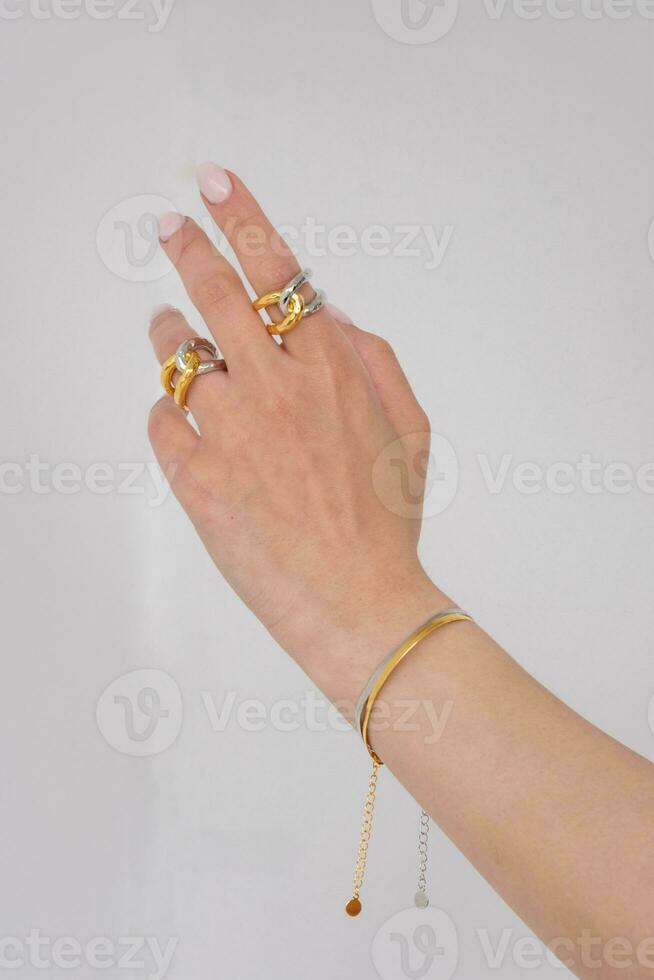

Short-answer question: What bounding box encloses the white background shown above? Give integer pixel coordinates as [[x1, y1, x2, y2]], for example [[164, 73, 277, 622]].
[[2, 1, 653, 978]]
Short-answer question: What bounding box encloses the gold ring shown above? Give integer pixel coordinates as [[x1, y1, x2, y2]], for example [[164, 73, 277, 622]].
[[252, 289, 305, 335], [161, 337, 227, 411], [161, 350, 201, 411]]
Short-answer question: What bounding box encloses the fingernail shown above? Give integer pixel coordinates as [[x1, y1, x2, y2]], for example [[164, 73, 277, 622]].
[[196, 162, 233, 204], [150, 303, 176, 324], [326, 303, 353, 325], [158, 212, 185, 242]]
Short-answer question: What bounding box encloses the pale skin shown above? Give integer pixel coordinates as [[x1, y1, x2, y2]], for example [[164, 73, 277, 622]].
[[148, 166, 654, 980]]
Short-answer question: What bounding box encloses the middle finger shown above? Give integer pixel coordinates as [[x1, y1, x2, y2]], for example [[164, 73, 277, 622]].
[[194, 166, 347, 361]]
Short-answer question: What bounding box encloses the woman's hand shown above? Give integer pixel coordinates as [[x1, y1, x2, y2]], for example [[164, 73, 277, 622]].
[[148, 166, 446, 706], [148, 167, 654, 978]]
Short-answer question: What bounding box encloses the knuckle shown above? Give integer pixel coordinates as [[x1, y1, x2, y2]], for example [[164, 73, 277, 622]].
[[150, 326, 184, 361], [230, 214, 295, 272], [261, 388, 296, 422], [193, 264, 239, 312], [228, 208, 260, 238], [165, 221, 203, 267], [147, 401, 171, 447], [256, 370, 305, 422], [173, 456, 209, 506], [148, 307, 179, 340], [371, 334, 395, 359], [258, 254, 299, 288], [229, 210, 268, 254], [177, 227, 216, 270], [320, 350, 351, 388], [414, 406, 431, 434]]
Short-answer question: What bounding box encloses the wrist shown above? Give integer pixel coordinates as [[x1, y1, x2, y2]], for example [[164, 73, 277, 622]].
[[271, 562, 451, 718]]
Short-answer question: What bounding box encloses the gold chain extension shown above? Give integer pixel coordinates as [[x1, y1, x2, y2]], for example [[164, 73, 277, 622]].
[[345, 759, 381, 916]]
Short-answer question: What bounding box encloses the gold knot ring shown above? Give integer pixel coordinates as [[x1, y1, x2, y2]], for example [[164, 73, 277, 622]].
[[161, 337, 226, 411], [252, 290, 305, 336]]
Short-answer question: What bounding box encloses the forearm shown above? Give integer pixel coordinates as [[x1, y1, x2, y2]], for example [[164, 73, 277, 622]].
[[297, 579, 654, 980]]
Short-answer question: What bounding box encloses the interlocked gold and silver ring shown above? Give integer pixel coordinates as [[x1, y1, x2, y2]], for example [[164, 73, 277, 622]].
[[161, 337, 226, 411], [278, 268, 326, 317], [252, 267, 326, 336]]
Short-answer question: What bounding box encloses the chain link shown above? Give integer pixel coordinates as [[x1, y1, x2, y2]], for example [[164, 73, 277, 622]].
[[415, 809, 431, 906], [346, 759, 380, 914]]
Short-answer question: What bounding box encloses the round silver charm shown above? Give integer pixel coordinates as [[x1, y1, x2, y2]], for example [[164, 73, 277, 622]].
[[414, 891, 429, 909]]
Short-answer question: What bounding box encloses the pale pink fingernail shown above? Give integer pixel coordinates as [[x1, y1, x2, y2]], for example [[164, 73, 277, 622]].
[[326, 303, 353, 325], [196, 162, 233, 204], [158, 212, 185, 242], [149, 303, 176, 324]]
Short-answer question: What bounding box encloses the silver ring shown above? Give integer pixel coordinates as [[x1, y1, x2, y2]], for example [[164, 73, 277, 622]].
[[278, 268, 326, 317], [175, 337, 226, 376]]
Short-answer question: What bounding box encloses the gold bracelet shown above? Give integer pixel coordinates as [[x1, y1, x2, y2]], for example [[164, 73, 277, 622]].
[[345, 608, 473, 917]]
